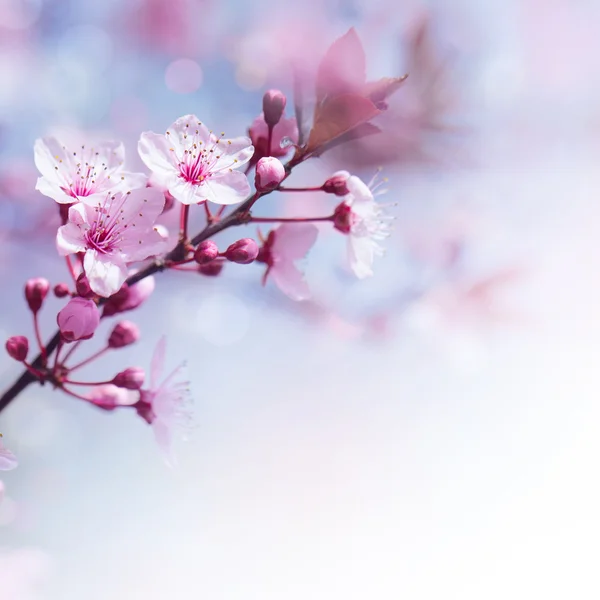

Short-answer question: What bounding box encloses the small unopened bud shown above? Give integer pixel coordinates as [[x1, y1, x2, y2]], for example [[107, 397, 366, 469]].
[[322, 172, 350, 196], [262, 89, 286, 128], [225, 238, 259, 264], [57, 297, 100, 342], [5, 336, 28, 362], [25, 278, 50, 314], [113, 367, 145, 390], [194, 240, 219, 265], [255, 157, 286, 192], [102, 276, 155, 317], [198, 260, 224, 277], [108, 321, 140, 349], [53, 283, 70, 298], [75, 274, 94, 298], [88, 384, 129, 411], [333, 202, 354, 234]]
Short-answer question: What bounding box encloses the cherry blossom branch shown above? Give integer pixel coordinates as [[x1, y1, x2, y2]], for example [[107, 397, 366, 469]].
[[250, 215, 333, 223]]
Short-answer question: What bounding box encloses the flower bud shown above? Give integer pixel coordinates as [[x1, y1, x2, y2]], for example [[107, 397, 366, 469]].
[[53, 283, 70, 298], [57, 297, 100, 342], [194, 240, 219, 265], [25, 278, 50, 314], [5, 336, 28, 362], [102, 276, 155, 317], [262, 89, 286, 128], [322, 171, 350, 196], [75, 273, 94, 298], [198, 260, 224, 277], [87, 384, 129, 411], [113, 367, 145, 390], [333, 202, 354, 234], [225, 238, 259, 264], [255, 157, 286, 192], [108, 320, 140, 349]]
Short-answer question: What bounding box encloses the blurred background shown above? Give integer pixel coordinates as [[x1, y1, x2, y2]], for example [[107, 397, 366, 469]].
[[1, 0, 599, 598]]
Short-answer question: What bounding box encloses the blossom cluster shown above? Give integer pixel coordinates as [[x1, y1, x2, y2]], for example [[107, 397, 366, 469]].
[[1, 28, 403, 464]]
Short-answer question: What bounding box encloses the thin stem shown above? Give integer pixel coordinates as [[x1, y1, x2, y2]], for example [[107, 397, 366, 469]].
[[203, 202, 213, 224], [53, 339, 64, 374], [60, 340, 81, 364], [216, 205, 226, 219], [250, 215, 334, 224], [22, 361, 45, 380], [63, 379, 114, 387], [65, 256, 77, 282], [33, 312, 47, 364], [61, 387, 94, 403], [267, 124, 273, 156], [170, 265, 198, 272], [278, 186, 323, 192], [180, 205, 190, 240], [67, 347, 108, 372]]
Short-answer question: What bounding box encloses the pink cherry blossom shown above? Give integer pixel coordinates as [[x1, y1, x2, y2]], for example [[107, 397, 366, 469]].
[[258, 223, 318, 301], [34, 137, 147, 204], [56, 188, 166, 297], [135, 337, 191, 467], [333, 173, 391, 279], [138, 114, 254, 206], [249, 113, 298, 159]]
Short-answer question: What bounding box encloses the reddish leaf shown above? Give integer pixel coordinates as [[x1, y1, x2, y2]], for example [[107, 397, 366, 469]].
[[306, 94, 381, 154], [316, 28, 366, 104], [361, 75, 409, 105], [312, 122, 382, 157]]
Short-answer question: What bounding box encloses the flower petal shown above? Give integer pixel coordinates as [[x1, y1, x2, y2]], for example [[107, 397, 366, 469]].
[[138, 131, 177, 179], [201, 170, 251, 205], [83, 250, 128, 297], [0, 443, 17, 471], [212, 136, 254, 172], [272, 223, 318, 261], [271, 261, 312, 301], [150, 336, 167, 389], [348, 236, 376, 279], [168, 179, 204, 205]]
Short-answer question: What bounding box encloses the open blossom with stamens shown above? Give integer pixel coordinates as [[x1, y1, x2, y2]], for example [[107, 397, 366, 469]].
[[134, 337, 191, 467], [333, 172, 391, 279], [138, 114, 254, 206], [257, 223, 318, 301], [56, 188, 166, 297], [34, 138, 147, 204]]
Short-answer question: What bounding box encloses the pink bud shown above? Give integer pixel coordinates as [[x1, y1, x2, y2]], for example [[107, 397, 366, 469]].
[[225, 238, 259, 264], [5, 336, 28, 362], [333, 202, 354, 234], [323, 172, 350, 196], [75, 274, 94, 298], [194, 240, 219, 265], [25, 278, 50, 314], [57, 297, 100, 342], [102, 276, 155, 317], [53, 283, 70, 298], [88, 384, 129, 411], [255, 157, 286, 192], [113, 367, 145, 390], [108, 320, 140, 349], [262, 89, 287, 127], [198, 260, 224, 277]]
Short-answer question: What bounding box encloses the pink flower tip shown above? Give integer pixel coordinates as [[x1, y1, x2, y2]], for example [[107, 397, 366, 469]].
[[108, 320, 140, 349], [87, 384, 129, 411], [194, 240, 219, 265], [323, 171, 350, 196], [102, 276, 155, 317], [262, 89, 287, 128], [333, 202, 353, 233], [198, 260, 224, 276], [5, 336, 29, 362], [255, 157, 286, 192], [113, 367, 145, 390], [75, 274, 94, 298], [53, 283, 70, 298], [57, 297, 100, 342], [225, 238, 259, 264], [24, 278, 50, 314]]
